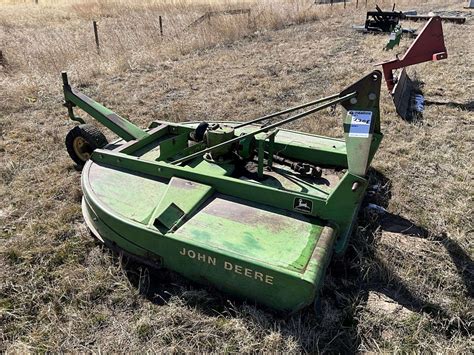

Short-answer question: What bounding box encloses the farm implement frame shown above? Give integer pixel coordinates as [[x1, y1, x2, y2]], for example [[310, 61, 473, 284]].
[[62, 70, 383, 312]]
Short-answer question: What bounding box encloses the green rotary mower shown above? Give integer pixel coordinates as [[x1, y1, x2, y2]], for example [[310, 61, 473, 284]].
[[63, 70, 383, 313]]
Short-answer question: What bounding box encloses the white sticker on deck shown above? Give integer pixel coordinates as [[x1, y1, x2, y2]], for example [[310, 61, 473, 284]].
[[348, 111, 373, 138]]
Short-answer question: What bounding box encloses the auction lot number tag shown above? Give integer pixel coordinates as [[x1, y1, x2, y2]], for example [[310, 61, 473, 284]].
[[347, 111, 373, 138]]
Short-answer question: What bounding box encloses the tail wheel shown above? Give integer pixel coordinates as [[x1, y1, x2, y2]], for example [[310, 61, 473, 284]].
[[66, 124, 108, 166]]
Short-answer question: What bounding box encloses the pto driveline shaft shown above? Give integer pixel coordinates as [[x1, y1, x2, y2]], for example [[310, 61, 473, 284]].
[[233, 93, 340, 129], [171, 91, 356, 165]]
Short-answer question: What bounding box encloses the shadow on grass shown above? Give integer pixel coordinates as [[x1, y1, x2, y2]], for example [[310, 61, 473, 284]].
[[378, 213, 473, 299], [362, 217, 473, 338], [96, 168, 471, 352], [344, 169, 472, 338], [395, 74, 473, 124], [424, 99, 474, 112]]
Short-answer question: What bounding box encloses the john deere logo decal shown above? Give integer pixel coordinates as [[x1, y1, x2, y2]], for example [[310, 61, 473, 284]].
[[294, 198, 312, 213]]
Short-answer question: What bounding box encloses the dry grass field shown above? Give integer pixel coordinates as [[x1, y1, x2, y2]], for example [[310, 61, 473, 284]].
[[1, 0, 473, 352]]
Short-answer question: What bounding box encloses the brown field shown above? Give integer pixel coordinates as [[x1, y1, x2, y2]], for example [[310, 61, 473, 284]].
[[1, 0, 473, 352]]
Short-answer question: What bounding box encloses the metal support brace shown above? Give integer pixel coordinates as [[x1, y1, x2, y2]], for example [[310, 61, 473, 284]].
[[258, 140, 265, 179], [256, 129, 279, 178], [378, 17, 447, 91], [268, 131, 276, 168], [172, 92, 356, 165], [62, 72, 149, 141]]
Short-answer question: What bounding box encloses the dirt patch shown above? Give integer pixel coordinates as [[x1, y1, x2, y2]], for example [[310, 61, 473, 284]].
[[366, 291, 414, 318]]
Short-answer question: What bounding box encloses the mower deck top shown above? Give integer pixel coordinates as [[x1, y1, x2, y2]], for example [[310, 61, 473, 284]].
[[82, 124, 344, 311], [87, 125, 344, 251]]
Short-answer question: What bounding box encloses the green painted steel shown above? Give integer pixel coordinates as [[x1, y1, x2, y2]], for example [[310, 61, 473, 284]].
[[385, 24, 403, 50], [62, 72, 149, 141], [63, 70, 384, 312], [150, 177, 214, 231], [81, 163, 334, 311], [172, 92, 356, 165]]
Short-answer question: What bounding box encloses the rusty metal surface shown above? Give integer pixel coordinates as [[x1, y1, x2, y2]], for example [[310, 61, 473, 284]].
[[238, 161, 342, 196], [310, 226, 335, 266], [173, 194, 325, 272], [405, 14, 466, 24], [379, 16, 448, 91], [392, 68, 415, 120]]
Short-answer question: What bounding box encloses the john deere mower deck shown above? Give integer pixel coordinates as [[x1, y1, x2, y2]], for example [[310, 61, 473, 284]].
[[63, 71, 383, 312]]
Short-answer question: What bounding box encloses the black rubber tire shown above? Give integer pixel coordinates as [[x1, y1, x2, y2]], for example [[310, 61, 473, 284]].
[[65, 124, 108, 166], [194, 122, 209, 141]]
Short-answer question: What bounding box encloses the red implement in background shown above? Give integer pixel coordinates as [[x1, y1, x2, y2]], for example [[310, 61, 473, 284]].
[[379, 16, 447, 91]]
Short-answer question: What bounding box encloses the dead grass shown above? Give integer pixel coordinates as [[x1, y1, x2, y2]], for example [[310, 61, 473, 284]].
[[1, 0, 473, 352]]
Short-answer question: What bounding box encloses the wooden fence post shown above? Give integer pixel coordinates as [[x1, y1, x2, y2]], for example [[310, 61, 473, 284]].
[[159, 16, 163, 37], [93, 21, 100, 54]]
